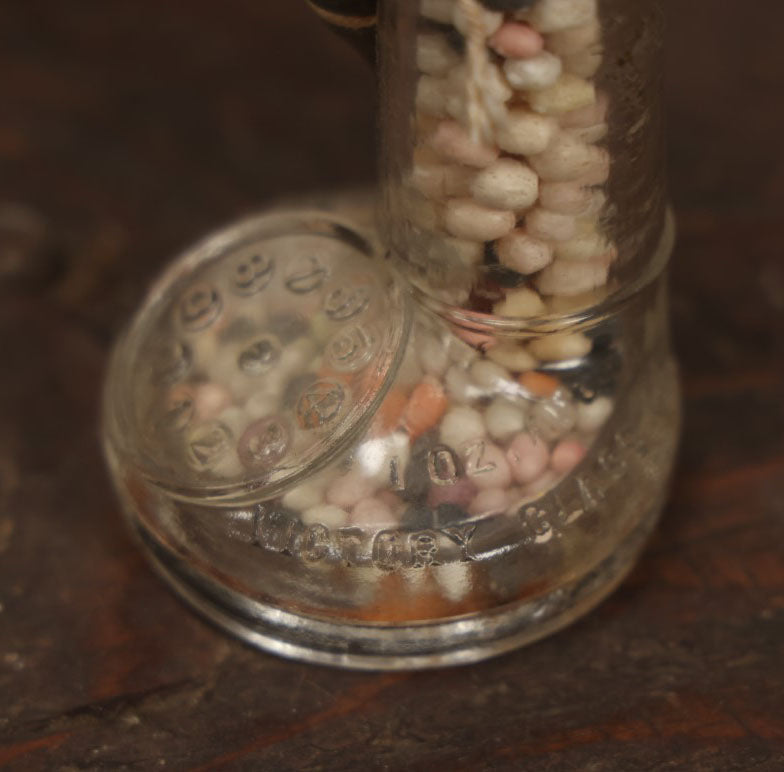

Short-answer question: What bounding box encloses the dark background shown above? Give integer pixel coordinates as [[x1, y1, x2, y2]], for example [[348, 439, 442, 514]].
[[1, 1, 783, 769]]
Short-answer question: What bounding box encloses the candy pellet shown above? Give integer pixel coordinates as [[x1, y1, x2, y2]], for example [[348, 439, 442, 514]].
[[489, 21, 544, 59], [462, 440, 513, 489], [485, 398, 527, 442], [525, 207, 578, 241], [417, 33, 460, 76], [486, 343, 538, 372], [497, 229, 554, 274], [470, 158, 539, 211], [495, 109, 558, 156], [551, 437, 587, 473], [301, 504, 349, 529], [507, 432, 550, 484], [440, 405, 486, 449], [444, 199, 516, 242], [528, 0, 598, 34], [504, 51, 562, 91], [577, 395, 613, 433], [529, 331, 592, 361], [429, 121, 500, 169], [492, 286, 546, 317], [526, 73, 596, 115], [403, 376, 449, 438], [536, 257, 609, 296]]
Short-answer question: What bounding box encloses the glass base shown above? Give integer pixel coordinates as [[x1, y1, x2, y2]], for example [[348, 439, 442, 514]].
[[133, 496, 663, 670]]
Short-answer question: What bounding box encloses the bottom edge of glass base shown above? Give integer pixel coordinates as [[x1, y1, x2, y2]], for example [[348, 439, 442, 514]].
[[136, 505, 661, 671]]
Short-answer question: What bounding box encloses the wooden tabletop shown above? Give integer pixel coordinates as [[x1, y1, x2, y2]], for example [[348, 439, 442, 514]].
[[1, 2, 783, 769]]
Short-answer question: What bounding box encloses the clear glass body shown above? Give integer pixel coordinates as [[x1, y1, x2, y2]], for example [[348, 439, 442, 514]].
[[103, 0, 679, 669], [379, 0, 667, 316]]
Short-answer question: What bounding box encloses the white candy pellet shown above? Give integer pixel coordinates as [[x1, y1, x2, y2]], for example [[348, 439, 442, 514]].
[[405, 194, 441, 231], [411, 160, 474, 199], [417, 33, 459, 76], [244, 391, 278, 420], [565, 123, 608, 144], [504, 51, 562, 91], [527, 74, 596, 116], [416, 75, 449, 116], [445, 64, 512, 125], [282, 475, 329, 512], [528, 332, 592, 361], [528, 0, 598, 34], [354, 432, 410, 487], [575, 148, 610, 185], [326, 471, 377, 510], [563, 48, 603, 78], [395, 337, 424, 390], [554, 228, 612, 261], [452, 4, 503, 36], [546, 20, 601, 56], [444, 199, 516, 242], [486, 343, 538, 372], [539, 181, 604, 217], [446, 237, 485, 267], [434, 562, 471, 603], [560, 92, 608, 129], [352, 497, 398, 527], [470, 159, 539, 212], [301, 504, 349, 529], [529, 395, 578, 442], [445, 364, 481, 404], [440, 406, 486, 450], [497, 230, 554, 275], [215, 406, 247, 436], [577, 395, 614, 433], [529, 133, 607, 182], [485, 398, 526, 443], [536, 258, 609, 296], [411, 163, 448, 199], [443, 165, 476, 196], [525, 208, 578, 242], [418, 334, 450, 376], [429, 120, 500, 168], [493, 287, 546, 318], [495, 109, 558, 156], [470, 358, 511, 391]]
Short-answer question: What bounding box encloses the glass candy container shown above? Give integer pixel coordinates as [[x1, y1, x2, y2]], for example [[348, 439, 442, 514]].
[[103, 0, 679, 669]]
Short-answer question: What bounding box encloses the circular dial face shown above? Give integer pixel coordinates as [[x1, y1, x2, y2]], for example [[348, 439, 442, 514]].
[[111, 215, 407, 498]]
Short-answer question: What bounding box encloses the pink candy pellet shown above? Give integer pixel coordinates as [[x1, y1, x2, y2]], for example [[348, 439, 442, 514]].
[[194, 382, 232, 421], [352, 497, 397, 526], [551, 438, 587, 474], [429, 120, 499, 168], [463, 441, 512, 490], [506, 432, 550, 485], [326, 471, 377, 510], [427, 478, 478, 510], [468, 487, 509, 517], [489, 22, 544, 59]]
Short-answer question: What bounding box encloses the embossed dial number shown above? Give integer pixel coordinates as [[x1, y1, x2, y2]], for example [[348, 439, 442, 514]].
[[231, 252, 274, 295], [179, 282, 222, 331], [296, 380, 346, 429]]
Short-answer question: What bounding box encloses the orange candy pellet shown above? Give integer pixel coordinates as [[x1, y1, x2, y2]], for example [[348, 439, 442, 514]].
[[374, 388, 409, 434], [402, 376, 448, 439], [518, 371, 560, 398]]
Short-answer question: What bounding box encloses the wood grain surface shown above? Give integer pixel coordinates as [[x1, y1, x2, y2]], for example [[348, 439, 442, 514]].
[[1, 1, 783, 769]]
